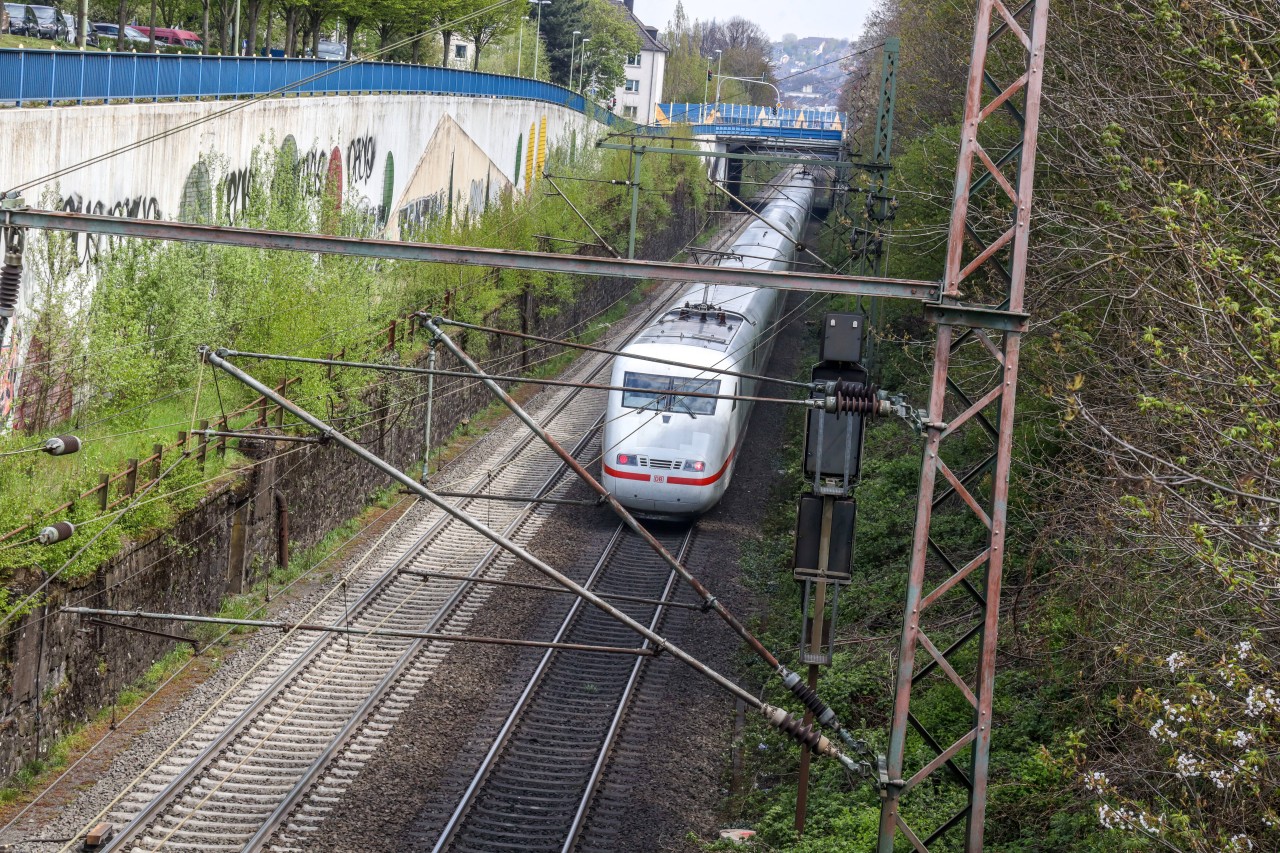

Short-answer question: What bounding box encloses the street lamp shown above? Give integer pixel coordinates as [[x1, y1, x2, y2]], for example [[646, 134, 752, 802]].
[[529, 0, 550, 80], [569, 30, 581, 89], [517, 15, 529, 76], [712, 48, 723, 104], [578, 37, 590, 92]]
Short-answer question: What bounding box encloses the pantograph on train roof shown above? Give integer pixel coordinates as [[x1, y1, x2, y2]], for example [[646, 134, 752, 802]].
[[632, 307, 746, 353]]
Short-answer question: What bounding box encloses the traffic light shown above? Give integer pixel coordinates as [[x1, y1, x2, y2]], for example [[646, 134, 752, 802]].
[[707, 69, 713, 81]]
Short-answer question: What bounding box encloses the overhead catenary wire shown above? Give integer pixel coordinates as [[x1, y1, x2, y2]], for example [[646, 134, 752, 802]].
[[203, 349, 865, 772], [434, 318, 817, 390], [11, 182, 820, 832], [218, 350, 823, 410], [420, 319, 870, 759], [0, 452, 189, 634]]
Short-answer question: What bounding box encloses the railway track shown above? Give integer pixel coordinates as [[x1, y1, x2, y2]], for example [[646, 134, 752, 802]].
[[78, 181, 785, 853], [421, 522, 695, 853], [100, 375, 612, 853]]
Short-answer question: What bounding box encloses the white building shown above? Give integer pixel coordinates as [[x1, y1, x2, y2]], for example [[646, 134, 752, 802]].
[[610, 1, 667, 125], [447, 36, 476, 69]]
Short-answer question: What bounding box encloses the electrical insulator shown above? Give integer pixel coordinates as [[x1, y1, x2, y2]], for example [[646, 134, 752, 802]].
[[38, 522, 74, 545], [0, 244, 20, 336], [43, 435, 82, 456]]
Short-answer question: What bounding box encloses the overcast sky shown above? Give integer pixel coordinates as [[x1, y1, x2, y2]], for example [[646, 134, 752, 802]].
[[631, 0, 879, 42]]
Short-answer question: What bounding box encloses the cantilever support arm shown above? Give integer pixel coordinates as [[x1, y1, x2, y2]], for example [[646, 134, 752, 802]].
[[201, 345, 864, 773], [421, 318, 873, 760], [2, 208, 939, 302]]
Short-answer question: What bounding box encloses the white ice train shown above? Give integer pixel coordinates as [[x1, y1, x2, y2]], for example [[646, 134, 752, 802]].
[[601, 171, 816, 518]]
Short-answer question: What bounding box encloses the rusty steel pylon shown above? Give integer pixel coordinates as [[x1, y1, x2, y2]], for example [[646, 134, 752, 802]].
[[877, 0, 1049, 850]]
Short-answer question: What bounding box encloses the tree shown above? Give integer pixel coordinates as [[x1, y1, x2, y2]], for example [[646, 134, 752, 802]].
[[337, 0, 364, 57], [366, 0, 408, 51], [460, 0, 521, 69], [701, 16, 774, 105], [421, 0, 468, 65], [576, 0, 637, 95], [537, 0, 586, 85], [115, 0, 132, 51], [661, 1, 710, 104]]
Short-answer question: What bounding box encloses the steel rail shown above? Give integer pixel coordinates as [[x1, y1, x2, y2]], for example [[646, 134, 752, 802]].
[[97, 371, 608, 853], [2, 209, 940, 302], [422, 319, 870, 756], [242, 409, 609, 853], [241, 204, 773, 848], [203, 350, 858, 774], [561, 530, 689, 852], [430, 524, 694, 853], [429, 524, 629, 851]]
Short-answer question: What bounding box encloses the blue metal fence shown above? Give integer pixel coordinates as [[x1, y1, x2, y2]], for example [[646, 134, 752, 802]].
[[0, 48, 620, 126], [658, 102, 844, 137]]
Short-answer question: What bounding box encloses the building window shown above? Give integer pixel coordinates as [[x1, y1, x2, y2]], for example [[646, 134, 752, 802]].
[[454, 43, 467, 59], [626, 53, 641, 66], [622, 105, 638, 118], [624, 78, 640, 92]]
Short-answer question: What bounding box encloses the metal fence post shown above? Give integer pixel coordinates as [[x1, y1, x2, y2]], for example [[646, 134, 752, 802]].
[[197, 419, 209, 469], [124, 458, 138, 497]]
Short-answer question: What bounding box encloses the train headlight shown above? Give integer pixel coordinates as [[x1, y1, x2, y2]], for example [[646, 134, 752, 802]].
[[616, 453, 638, 466], [683, 460, 706, 472]]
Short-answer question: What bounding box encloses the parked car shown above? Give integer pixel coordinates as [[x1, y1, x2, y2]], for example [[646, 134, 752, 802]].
[[91, 21, 149, 46], [25, 4, 68, 40], [3, 3, 23, 34], [133, 25, 202, 49], [316, 39, 345, 60], [59, 10, 93, 43]]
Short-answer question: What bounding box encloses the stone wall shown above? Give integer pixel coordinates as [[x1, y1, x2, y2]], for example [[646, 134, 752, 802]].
[[0, 188, 703, 781]]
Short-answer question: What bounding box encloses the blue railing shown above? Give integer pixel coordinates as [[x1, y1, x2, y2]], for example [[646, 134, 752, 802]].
[[0, 48, 620, 126], [658, 102, 844, 133]]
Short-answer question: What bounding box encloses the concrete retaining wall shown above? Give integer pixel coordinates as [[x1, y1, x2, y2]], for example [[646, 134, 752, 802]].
[[0, 93, 592, 231]]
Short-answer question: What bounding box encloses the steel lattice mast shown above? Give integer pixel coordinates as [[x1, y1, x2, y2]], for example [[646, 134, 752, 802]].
[[877, 0, 1050, 849]]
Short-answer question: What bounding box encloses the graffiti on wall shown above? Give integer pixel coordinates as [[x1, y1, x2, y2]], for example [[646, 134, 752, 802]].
[[347, 135, 377, 185], [61, 192, 163, 263], [0, 331, 20, 431]]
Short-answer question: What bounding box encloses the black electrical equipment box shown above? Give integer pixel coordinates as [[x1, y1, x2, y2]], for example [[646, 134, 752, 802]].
[[819, 312, 865, 364], [803, 363, 867, 480], [792, 494, 856, 581]]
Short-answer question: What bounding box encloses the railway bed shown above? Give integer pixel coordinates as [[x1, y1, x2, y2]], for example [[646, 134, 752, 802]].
[[22, 176, 805, 853]]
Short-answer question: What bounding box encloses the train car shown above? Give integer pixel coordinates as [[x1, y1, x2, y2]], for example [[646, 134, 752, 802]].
[[601, 171, 816, 518]]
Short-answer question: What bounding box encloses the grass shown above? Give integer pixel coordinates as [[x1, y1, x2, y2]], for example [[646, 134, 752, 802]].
[[0, 34, 106, 51]]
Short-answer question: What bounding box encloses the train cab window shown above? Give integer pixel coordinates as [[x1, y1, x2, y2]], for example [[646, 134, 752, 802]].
[[621, 373, 722, 416]]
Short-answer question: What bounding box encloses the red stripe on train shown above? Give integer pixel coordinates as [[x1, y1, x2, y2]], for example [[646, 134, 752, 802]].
[[603, 448, 736, 487]]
